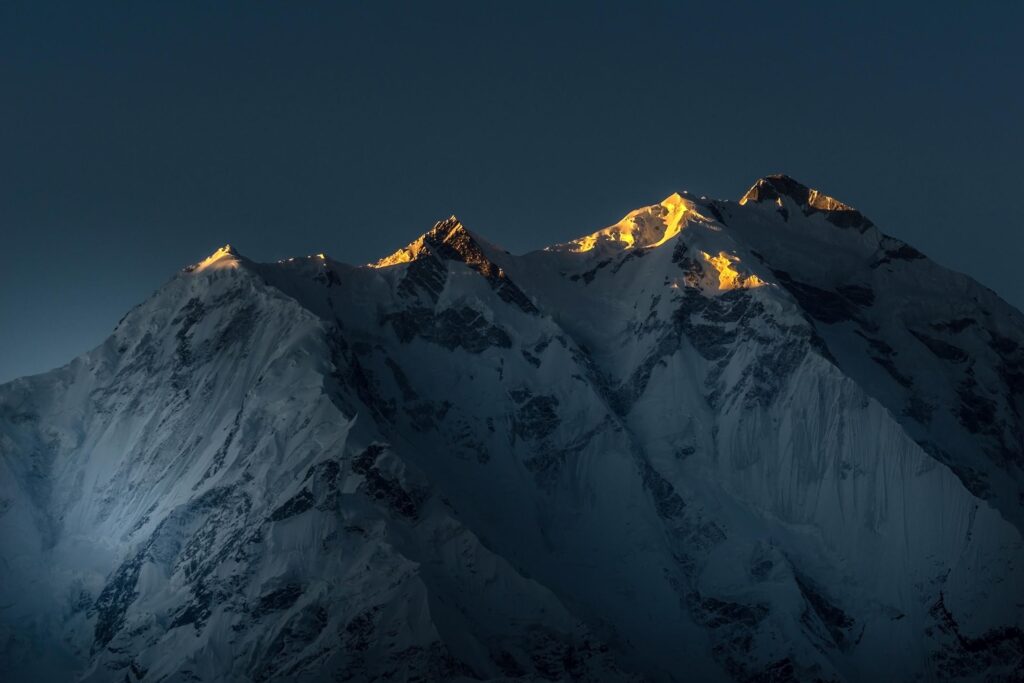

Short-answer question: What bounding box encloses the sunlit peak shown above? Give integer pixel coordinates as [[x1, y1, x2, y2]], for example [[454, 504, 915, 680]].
[[193, 244, 242, 272], [561, 193, 699, 253], [661, 191, 687, 207]]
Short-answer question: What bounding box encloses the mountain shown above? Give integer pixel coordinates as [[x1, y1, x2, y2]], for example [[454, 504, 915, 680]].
[[1, 175, 1022, 682]]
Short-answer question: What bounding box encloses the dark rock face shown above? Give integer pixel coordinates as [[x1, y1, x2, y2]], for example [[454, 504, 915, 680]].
[[570, 257, 614, 284], [91, 548, 145, 652], [873, 239, 927, 267], [928, 593, 1024, 680], [513, 393, 561, 441], [252, 583, 304, 618], [384, 305, 514, 352], [854, 330, 915, 388], [956, 378, 999, 435], [640, 460, 686, 519], [771, 270, 865, 325], [351, 445, 423, 519], [269, 488, 315, 521], [794, 575, 857, 651], [398, 255, 447, 303], [910, 330, 969, 362]]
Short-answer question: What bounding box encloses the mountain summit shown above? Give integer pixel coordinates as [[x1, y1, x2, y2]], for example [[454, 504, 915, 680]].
[[740, 174, 875, 231], [2, 177, 1022, 682]]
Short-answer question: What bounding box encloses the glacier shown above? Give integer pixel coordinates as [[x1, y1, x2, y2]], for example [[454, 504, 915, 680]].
[[0, 175, 1022, 681]]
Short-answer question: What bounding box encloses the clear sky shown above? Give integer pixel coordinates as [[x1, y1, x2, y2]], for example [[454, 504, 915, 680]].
[[1, 1, 1022, 382]]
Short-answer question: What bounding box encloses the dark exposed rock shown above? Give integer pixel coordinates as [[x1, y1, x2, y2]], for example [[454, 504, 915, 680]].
[[213, 303, 258, 353], [871, 355, 914, 388], [570, 258, 613, 284], [835, 284, 875, 307], [928, 592, 1024, 680], [513, 395, 561, 441], [748, 658, 798, 682], [172, 297, 206, 367], [521, 350, 542, 367], [705, 201, 726, 223], [695, 596, 769, 630], [523, 418, 608, 486], [903, 395, 936, 423], [314, 264, 342, 288], [854, 330, 895, 356], [640, 460, 686, 519], [772, 270, 860, 325], [398, 254, 447, 304], [384, 305, 513, 352], [91, 549, 145, 651], [269, 488, 315, 522], [910, 330, 969, 363], [956, 379, 998, 435], [794, 574, 856, 651], [931, 318, 977, 334], [351, 445, 423, 519], [252, 583, 303, 618], [304, 459, 342, 487], [342, 606, 382, 652], [405, 399, 451, 433], [873, 240, 927, 267], [988, 331, 1020, 355], [687, 590, 772, 681], [611, 247, 649, 274], [169, 579, 213, 630], [384, 356, 418, 401], [339, 352, 396, 423]]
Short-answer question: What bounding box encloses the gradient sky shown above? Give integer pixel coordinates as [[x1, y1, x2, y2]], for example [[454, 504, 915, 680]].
[[1, 1, 1022, 382]]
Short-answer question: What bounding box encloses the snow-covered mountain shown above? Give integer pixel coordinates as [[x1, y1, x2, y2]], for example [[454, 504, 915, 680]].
[[1, 175, 1022, 682]]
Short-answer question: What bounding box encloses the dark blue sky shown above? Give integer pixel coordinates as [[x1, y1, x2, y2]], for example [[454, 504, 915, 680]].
[[1, 1, 1022, 382]]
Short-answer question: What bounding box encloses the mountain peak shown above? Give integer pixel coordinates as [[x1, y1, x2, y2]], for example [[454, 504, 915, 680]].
[[426, 215, 466, 241], [370, 215, 485, 268], [553, 192, 697, 253], [739, 174, 874, 231], [187, 244, 245, 273]]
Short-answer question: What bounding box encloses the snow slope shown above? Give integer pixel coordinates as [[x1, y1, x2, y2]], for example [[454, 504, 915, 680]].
[[1, 175, 1022, 681]]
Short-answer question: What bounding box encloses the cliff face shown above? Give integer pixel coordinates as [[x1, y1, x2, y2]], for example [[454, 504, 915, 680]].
[[2, 176, 1022, 682]]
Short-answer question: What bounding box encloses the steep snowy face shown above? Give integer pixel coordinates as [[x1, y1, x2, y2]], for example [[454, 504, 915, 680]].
[[2, 176, 1023, 682], [723, 176, 1024, 532], [0, 251, 633, 682]]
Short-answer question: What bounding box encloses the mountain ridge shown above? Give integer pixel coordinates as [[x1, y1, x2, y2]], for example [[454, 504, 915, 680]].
[[1, 175, 1022, 682]]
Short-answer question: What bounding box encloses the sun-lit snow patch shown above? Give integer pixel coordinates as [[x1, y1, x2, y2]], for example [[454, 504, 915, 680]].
[[193, 245, 242, 272], [557, 192, 700, 253], [700, 250, 765, 290]]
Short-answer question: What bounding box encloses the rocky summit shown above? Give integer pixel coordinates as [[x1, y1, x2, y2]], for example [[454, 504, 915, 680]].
[[1, 176, 1022, 681]]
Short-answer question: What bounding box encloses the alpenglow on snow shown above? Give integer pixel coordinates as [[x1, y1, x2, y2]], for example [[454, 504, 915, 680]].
[[1, 175, 1022, 682]]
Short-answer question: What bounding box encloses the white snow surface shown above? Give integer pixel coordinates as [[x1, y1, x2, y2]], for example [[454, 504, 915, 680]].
[[1, 175, 1023, 682]]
